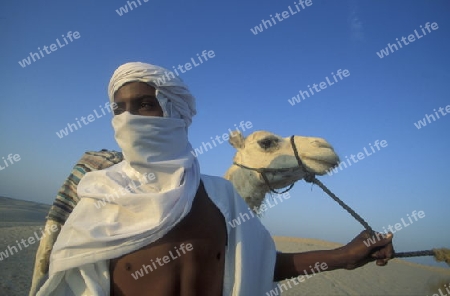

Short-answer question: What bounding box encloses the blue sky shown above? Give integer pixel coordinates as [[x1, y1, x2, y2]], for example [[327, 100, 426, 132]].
[[1, 0, 449, 268]]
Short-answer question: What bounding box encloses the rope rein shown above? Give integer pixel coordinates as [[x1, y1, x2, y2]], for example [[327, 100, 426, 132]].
[[233, 135, 447, 261], [305, 177, 435, 258]]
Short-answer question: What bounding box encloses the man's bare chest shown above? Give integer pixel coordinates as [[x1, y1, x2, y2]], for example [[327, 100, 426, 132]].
[[110, 182, 227, 296]]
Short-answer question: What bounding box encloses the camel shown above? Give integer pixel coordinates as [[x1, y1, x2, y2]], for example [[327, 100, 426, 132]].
[[29, 130, 339, 295], [226, 130, 339, 211]]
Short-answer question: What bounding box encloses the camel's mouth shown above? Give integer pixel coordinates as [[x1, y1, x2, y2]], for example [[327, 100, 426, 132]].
[[261, 167, 306, 189], [307, 157, 340, 168], [285, 152, 338, 177], [260, 156, 339, 186], [301, 149, 340, 171]]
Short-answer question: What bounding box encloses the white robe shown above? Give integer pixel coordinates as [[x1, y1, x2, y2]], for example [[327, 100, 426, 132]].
[[36, 174, 277, 296]]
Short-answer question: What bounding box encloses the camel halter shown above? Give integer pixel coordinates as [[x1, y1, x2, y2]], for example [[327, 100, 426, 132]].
[[233, 136, 310, 194], [233, 136, 450, 264]]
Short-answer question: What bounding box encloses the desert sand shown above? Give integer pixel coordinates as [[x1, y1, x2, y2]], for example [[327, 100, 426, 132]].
[[1, 197, 449, 296], [272, 236, 450, 296]]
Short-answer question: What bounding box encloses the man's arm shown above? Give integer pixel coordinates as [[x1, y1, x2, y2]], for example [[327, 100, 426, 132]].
[[273, 231, 394, 281]]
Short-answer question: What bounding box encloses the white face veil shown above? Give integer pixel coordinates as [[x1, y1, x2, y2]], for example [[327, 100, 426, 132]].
[[107, 62, 199, 190], [47, 63, 202, 275]]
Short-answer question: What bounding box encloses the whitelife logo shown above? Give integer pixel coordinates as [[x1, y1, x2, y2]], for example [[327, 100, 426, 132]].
[[18, 31, 81, 68], [376, 22, 439, 59], [131, 243, 193, 280]]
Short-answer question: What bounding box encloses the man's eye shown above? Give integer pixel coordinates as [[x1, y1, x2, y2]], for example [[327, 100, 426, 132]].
[[140, 102, 154, 109], [114, 108, 124, 115]]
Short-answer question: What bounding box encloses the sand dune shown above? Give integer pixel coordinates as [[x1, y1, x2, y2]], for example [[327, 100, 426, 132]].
[[272, 236, 450, 296], [0, 197, 50, 295], [1, 197, 449, 295], [0, 224, 44, 295]]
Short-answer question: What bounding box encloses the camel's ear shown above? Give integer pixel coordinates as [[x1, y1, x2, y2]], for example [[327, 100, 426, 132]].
[[229, 131, 245, 149]]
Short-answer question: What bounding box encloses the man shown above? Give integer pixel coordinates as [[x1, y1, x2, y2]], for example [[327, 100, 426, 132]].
[[35, 62, 394, 296]]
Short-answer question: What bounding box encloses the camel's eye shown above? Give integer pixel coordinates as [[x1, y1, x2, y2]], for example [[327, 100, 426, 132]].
[[258, 137, 279, 149]]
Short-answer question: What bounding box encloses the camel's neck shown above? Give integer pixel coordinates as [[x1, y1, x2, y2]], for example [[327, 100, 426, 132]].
[[224, 165, 267, 210]]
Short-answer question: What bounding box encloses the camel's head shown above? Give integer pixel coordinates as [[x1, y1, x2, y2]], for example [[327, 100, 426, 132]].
[[225, 131, 339, 207]]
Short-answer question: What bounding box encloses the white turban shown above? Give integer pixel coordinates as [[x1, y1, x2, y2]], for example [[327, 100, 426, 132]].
[[108, 62, 197, 127]]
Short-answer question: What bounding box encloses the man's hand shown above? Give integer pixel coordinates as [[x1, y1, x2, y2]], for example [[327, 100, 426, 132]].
[[274, 230, 394, 282], [338, 230, 394, 270]]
